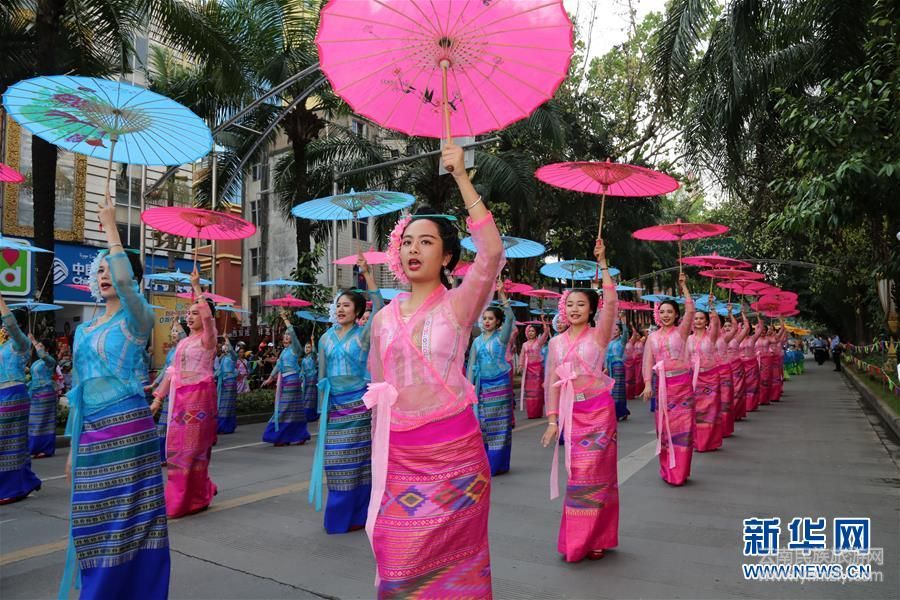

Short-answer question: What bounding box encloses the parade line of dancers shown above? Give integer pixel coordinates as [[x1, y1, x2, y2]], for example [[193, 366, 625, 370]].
[[0, 145, 807, 599]]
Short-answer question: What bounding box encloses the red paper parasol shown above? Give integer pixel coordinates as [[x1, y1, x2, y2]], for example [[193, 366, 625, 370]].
[[177, 291, 236, 305], [760, 291, 798, 304], [142, 207, 256, 267], [64, 283, 91, 293], [751, 298, 794, 312], [536, 161, 679, 237], [680, 252, 751, 270], [0, 162, 25, 183], [698, 268, 765, 281], [503, 280, 533, 294], [333, 250, 389, 266], [633, 219, 729, 274], [718, 280, 771, 295], [266, 294, 313, 308]]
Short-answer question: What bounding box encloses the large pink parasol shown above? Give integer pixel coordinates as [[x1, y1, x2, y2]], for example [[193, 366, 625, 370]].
[[316, 0, 574, 160], [718, 280, 771, 295], [632, 219, 730, 275], [503, 280, 533, 295], [177, 291, 236, 305], [333, 250, 389, 266], [680, 252, 751, 270], [536, 161, 680, 236], [142, 207, 256, 267], [698, 268, 764, 280], [0, 162, 25, 183], [266, 294, 313, 308]]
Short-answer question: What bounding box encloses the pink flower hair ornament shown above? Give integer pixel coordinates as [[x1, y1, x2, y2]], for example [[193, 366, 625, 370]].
[[556, 289, 572, 328], [387, 214, 413, 283], [654, 302, 663, 328]]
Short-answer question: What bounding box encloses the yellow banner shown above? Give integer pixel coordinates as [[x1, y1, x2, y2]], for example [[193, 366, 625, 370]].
[[150, 294, 191, 370]]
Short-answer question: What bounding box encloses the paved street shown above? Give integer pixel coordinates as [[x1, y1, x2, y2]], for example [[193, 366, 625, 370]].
[[1, 360, 898, 600]]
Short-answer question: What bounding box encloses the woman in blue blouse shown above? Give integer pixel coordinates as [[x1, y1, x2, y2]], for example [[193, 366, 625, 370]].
[[0, 292, 42, 504], [261, 311, 311, 446], [216, 337, 239, 435], [310, 253, 382, 534], [59, 198, 169, 599], [28, 336, 58, 457], [467, 283, 516, 475]]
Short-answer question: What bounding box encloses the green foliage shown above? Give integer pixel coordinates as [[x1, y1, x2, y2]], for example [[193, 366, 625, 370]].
[[236, 389, 275, 415]]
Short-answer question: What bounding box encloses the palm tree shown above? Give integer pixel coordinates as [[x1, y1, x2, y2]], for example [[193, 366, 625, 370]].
[[0, 0, 242, 310]]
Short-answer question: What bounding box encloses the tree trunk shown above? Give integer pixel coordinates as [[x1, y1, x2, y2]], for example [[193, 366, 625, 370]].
[[283, 105, 325, 266], [31, 0, 67, 334]]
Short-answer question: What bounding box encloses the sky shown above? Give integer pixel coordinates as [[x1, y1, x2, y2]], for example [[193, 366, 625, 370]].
[[563, 0, 669, 60]]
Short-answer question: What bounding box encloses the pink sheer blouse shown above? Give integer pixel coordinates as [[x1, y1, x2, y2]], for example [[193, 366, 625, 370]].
[[642, 299, 696, 382], [519, 327, 549, 368], [687, 310, 720, 369], [155, 300, 217, 398], [367, 213, 504, 431], [544, 285, 617, 416]]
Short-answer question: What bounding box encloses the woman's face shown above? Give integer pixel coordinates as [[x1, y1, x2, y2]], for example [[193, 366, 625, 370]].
[[693, 311, 709, 330], [335, 295, 357, 326], [304, 343, 312, 354], [169, 322, 183, 342], [186, 303, 204, 332], [565, 292, 591, 327], [481, 310, 498, 332], [401, 219, 448, 285], [96, 258, 117, 300], [722, 320, 734, 334], [658, 303, 678, 327], [525, 325, 537, 340], [282, 334, 291, 348]]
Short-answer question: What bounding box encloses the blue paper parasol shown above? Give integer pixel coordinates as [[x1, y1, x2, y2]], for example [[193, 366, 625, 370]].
[[0, 234, 51, 253], [295, 310, 331, 323], [291, 190, 414, 221], [145, 270, 212, 286], [2, 75, 212, 166], [640, 294, 674, 303], [255, 279, 315, 287], [8, 300, 63, 312], [376, 288, 406, 301], [460, 235, 545, 259], [540, 260, 620, 281], [615, 284, 641, 291], [490, 299, 528, 308], [216, 306, 250, 314], [531, 308, 557, 316]]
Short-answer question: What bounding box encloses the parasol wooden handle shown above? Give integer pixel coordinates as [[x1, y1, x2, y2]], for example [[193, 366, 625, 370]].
[[440, 59, 453, 172]]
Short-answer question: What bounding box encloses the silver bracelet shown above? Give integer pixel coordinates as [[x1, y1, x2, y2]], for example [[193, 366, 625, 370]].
[[465, 196, 483, 211]]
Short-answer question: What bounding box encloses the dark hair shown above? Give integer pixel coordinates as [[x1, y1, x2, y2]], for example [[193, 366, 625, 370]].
[[408, 205, 461, 289], [659, 299, 681, 323], [123, 249, 143, 282], [178, 320, 190, 337], [338, 290, 367, 319], [525, 323, 538, 336], [695, 310, 709, 325], [568, 289, 599, 325], [484, 306, 505, 326], [204, 298, 216, 318]]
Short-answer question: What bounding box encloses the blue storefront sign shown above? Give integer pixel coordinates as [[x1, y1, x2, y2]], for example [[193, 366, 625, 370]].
[[50, 242, 196, 304]]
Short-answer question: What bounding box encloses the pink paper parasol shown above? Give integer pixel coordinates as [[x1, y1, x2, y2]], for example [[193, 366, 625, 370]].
[[536, 161, 680, 236], [64, 283, 91, 293], [333, 250, 389, 266], [718, 280, 772, 295], [266, 294, 313, 308], [522, 289, 563, 300], [177, 291, 236, 305], [0, 162, 25, 184], [633, 219, 730, 275], [316, 0, 574, 168], [142, 207, 256, 267], [503, 280, 533, 295], [760, 291, 798, 304], [698, 268, 765, 280], [680, 252, 751, 270]]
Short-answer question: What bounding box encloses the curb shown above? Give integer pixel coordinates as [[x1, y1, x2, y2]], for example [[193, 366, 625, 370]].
[[53, 412, 274, 450], [843, 367, 900, 442]]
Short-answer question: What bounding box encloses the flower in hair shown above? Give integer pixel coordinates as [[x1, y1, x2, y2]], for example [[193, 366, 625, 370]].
[[654, 302, 662, 328], [87, 250, 110, 303], [557, 289, 572, 328], [387, 214, 412, 283]]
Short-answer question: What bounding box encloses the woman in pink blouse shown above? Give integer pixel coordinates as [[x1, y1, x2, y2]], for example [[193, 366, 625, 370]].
[[741, 316, 765, 413], [364, 144, 503, 598], [723, 306, 749, 425], [518, 316, 550, 419], [540, 239, 618, 562], [153, 270, 218, 518], [688, 295, 723, 452], [642, 273, 695, 485]]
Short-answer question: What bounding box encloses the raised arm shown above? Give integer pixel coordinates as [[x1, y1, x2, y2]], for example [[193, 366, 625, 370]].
[[497, 289, 515, 345], [30, 336, 57, 369], [751, 317, 764, 343], [708, 301, 721, 343], [466, 338, 478, 384], [0, 296, 29, 354], [539, 317, 551, 346], [593, 239, 618, 346], [641, 334, 656, 400], [444, 144, 504, 328], [677, 273, 695, 341], [281, 310, 302, 357]]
